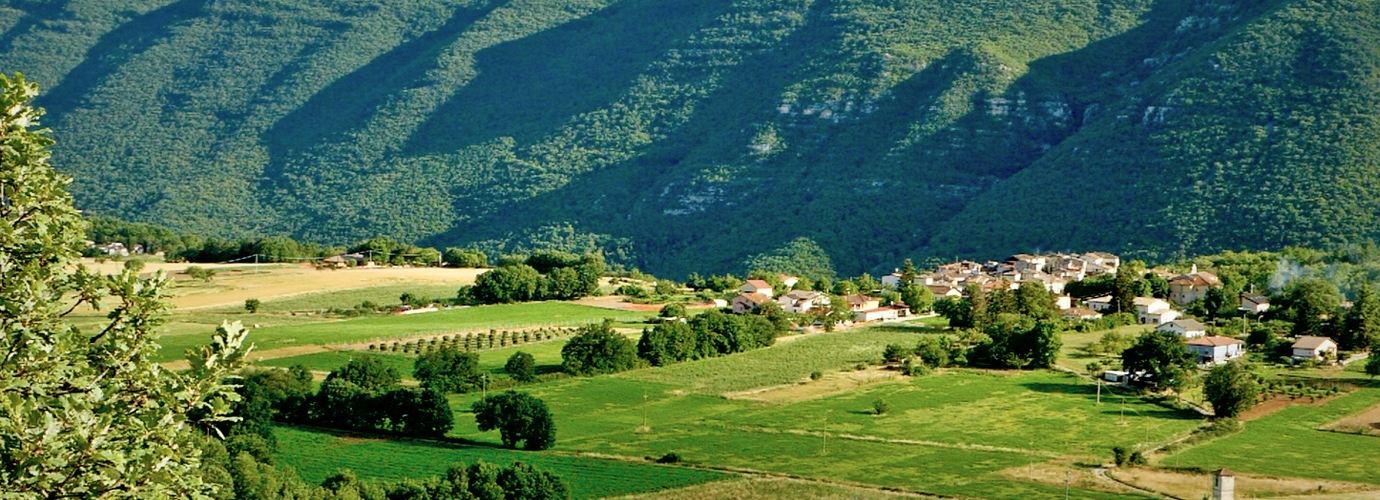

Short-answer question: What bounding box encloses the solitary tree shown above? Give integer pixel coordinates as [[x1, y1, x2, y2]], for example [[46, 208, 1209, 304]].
[[561, 320, 639, 375], [1203, 361, 1260, 419], [1111, 267, 1137, 314], [1342, 283, 1380, 350], [659, 302, 687, 319], [245, 297, 262, 313], [414, 347, 482, 393], [1282, 278, 1342, 338], [505, 351, 537, 383], [0, 73, 251, 496], [472, 392, 556, 450], [1122, 331, 1196, 391]]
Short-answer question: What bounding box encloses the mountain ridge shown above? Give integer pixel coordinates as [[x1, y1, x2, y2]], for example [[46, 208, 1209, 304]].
[[2, 0, 1377, 277]]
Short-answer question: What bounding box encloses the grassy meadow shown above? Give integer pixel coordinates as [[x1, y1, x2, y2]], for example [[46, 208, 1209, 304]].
[[619, 329, 925, 394], [1168, 388, 1380, 484], [154, 301, 649, 362], [274, 426, 730, 500], [256, 330, 605, 377], [360, 323, 1184, 499], [211, 285, 1363, 499]]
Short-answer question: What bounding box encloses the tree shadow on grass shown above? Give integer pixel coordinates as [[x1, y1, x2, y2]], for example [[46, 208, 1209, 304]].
[[285, 423, 513, 451]]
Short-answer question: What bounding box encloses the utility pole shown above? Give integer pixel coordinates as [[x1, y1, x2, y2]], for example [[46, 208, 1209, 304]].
[[642, 393, 648, 429], [1065, 471, 1071, 500]]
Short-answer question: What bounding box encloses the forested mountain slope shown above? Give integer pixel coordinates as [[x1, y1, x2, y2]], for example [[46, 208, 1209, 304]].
[[2, 0, 1377, 277]]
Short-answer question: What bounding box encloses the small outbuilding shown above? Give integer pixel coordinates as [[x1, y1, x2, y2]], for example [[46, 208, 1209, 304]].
[[1291, 336, 1338, 361]]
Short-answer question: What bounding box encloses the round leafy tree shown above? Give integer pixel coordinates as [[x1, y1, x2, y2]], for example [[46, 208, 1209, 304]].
[[505, 351, 537, 383], [472, 391, 556, 450], [0, 73, 250, 496], [561, 320, 639, 376], [1203, 361, 1260, 419], [413, 347, 481, 393]]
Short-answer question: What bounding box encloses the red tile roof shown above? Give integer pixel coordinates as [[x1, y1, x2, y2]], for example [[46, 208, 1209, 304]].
[[1187, 336, 1243, 347]]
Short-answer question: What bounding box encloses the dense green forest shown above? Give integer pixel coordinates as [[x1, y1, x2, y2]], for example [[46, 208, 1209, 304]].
[[3, 0, 1379, 277]]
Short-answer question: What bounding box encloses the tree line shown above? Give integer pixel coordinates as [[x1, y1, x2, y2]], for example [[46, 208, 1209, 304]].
[[459, 251, 606, 304], [930, 281, 1065, 369], [87, 215, 491, 267]]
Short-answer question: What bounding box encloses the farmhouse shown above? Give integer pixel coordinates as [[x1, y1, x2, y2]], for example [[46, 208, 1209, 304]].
[[1134, 297, 1179, 324], [1239, 293, 1270, 314], [854, 305, 909, 323], [1062, 307, 1102, 320], [1055, 295, 1073, 310], [778, 275, 800, 289], [1157, 319, 1207, 338], [1087, 295, 1114, 312], [777, 290, 828, 313], [1291, 336, 1338, 361], [1187, 336, 1244, 365], [731, 293, 771, 314], [845, 294, 882, 311], [1169, 266, 1223, 305], [739, 279, 774, 298]]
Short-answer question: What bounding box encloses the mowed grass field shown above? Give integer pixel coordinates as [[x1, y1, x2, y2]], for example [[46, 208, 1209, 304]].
[[256, 330, 603, 376], [154, 302, 649, 362], [619, 329, 924, 394], [274, 426, 730, 500], [422, 325, 1180, 499], [611, 478, 922, 500], [1169, 387, 1380, 484], [81, 259, 485, 310]]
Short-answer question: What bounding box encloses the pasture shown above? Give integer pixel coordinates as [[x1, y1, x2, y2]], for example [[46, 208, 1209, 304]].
[[257, 332, 590, 377], [155, 302, 649, 362], [612, 478, 922, 500], [82, 259, 484, 310], [619, 329, 923, 394], [429, 325, 1189, 499], [273, 426, 730, 500], [1168, 388, 1380, 484]]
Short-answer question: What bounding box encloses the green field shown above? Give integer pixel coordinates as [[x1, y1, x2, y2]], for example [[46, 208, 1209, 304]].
[[274, 426, 730, 500], [156, 302, 648, 361], [619, 328, 923, 394], [256, 329, 647, 377], [203, 285, 465, 314], [270, 321, 1198, 499], [1168, 388, 1380, 484], [419, 325, 1185, 499], [256, 332, 595, 377]]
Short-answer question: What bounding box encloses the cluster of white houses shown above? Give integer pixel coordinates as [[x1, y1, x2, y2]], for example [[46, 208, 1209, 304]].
[[883, 252, 1342, 367], [726, 253, 1344, 369], [729, 277, 911, 323]]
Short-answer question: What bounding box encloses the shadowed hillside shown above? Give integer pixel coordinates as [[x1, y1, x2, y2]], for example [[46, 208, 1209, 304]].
[[2, 0, 1378, 276]]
